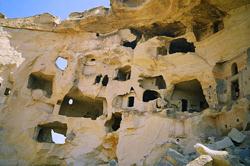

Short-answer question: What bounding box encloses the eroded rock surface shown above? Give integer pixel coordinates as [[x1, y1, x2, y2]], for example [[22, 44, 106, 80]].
[[0, 0, 250, 165]]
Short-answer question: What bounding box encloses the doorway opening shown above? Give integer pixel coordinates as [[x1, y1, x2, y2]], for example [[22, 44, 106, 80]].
[[171, 79, 208, 112], [105, 113, 122, 132], [231, 80, 240, 100]]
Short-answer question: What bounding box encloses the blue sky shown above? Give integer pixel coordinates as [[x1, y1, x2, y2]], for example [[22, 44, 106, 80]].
[[0, 0, 110, 19]]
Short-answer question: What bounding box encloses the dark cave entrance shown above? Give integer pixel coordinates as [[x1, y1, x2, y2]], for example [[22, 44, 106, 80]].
[[115, 65, 131, 81], [171, 79, 209, 112], [143, 90, 160, 102], [59, 87, 104, 120], [231, 63, 238, 76], [27, 72, 53, 98], [36, 121, 67, 144], [181, 99, 188, 112], [127, 96, 135, 107], [231, 80, 240, 100], [169, 38, 195, 54], [105, 112, 122, 132], [102, 75, 109, 86]]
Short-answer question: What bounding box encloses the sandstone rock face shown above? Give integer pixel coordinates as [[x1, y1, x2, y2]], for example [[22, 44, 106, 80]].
[[0, 0, 250, 165]]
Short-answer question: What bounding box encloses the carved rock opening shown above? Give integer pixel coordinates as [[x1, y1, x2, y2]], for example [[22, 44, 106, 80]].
[[171, 79, 209, 112], [27, 72, 53, 98], [36, 121, 67, 144], [105, 112, 122, 132], [59, 87, 104, 119]]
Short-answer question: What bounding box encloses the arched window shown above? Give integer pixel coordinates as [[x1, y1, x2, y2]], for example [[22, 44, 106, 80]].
[[231, 63, 238, 76]]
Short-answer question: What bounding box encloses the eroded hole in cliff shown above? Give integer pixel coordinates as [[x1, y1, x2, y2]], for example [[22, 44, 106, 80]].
[[171, 79, 208, 112], [122, 29, 142, 49], [143, 90, 160, 102], [102, 75, 109, 86], [128, 96, 134, 107], [231, 79, 240, 101], [36, 121, 67, 144], [94, 74, 102, 84], [27, 72, 53, 98], [131, 22, 186, 40], [4, 88, 11, 96], [114, 65, 131, 81], [169, 38, 195, 54], [213, 20, 224, 33], [105, 112, 122, 132], [57, 100, 62, 105], [231, 63, 238, 76], [55, 57, 68, 71], [122, 39, 137, 49], [193, 20, 224, 41], [139, 75, 166, 90], [157, 46, 168, 56], [59, 87, 104, 119]]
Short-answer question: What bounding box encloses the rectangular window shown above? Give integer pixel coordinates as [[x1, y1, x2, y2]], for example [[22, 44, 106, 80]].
[[128, 96, 135, 107]]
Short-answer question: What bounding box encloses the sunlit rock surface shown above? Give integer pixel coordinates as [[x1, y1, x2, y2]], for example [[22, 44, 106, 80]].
[[0, 0, 250, 165]]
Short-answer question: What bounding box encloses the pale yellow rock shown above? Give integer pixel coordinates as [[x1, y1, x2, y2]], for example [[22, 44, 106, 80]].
[[187, 155, 213, 166], [194, 143, 230, 166], [31, 89, 45, 101], [0, 0, 249, 165]]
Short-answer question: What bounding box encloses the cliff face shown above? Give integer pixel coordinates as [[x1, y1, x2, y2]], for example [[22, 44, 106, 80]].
[[0, 0, 250, 165]]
